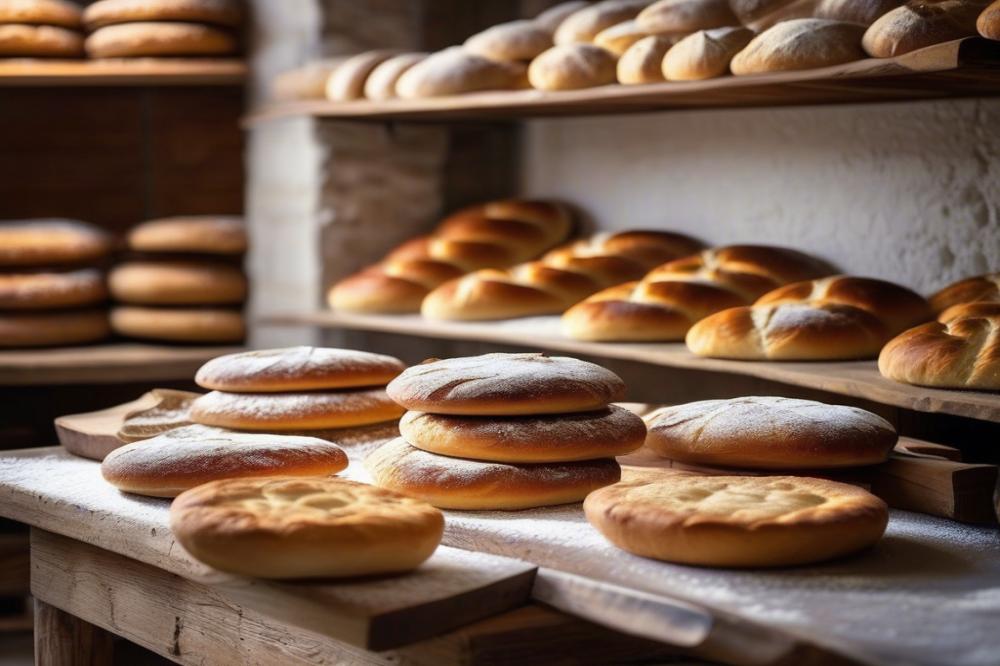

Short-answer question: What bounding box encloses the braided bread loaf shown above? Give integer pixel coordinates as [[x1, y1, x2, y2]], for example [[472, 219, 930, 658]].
[[929, 272, 1000, 314], [422, 230, 703, 321], [562, 245, 832, 341], [686, 275, 930, 361], [328, 200, 573, 314]]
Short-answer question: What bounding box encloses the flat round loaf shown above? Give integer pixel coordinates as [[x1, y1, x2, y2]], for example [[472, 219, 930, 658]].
[[617, 35, 672, 83], [645, 396, 897, 469], [980, 0, 1000, 38], [0, 0, 81, 27], [815, 0, 904, 25], [929, 272, 1000, 312], [325, 49, 400, 102], [387, 353, 626, 415], [755, 275, 932, 335], [636, 0, 738, 33], [190, 388, 404, 431], [363, 52, 427, 100], [686, 302, 889, 360], [396, 47, 527, 98], [584, 475, 889, 567], [553, 0, 650, 45], [663, 26, 755, 80], [536, 0, 592, 32], [862, 0, 986, 57], [83, 0, 241, 29], [0, 219, 110, 267], [366, 437, 622, 510], [731, 18, 866, 75], [528, 43, 618, 90], [938, 301, 1000, 322], [465, 20, 553, 61], [109, 261, 246, 305], [85, 21, 237, 58], [0, 309, 110, 348], [110, 306, 244, 343], [399, 404, 646, 463], [0, 269, 106, 310], [0, 24, 82, 58], [594, 19, 650, 56], [127, 216, 246, 255], [878, 313, 1000, 389], [195, 346, 405, 393], [170, 476, 443, 579], [101, 425, 348, 498]]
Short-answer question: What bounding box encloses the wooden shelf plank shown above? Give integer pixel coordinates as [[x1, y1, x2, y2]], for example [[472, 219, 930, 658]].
[[0, 343, 241, 386], [0, 58, 246, 86], [273, 310, 1000, 423], [246, 38, 1000, 124]]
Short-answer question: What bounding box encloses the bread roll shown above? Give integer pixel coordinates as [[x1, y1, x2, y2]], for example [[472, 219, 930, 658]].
[[329, 260, 464, 313], [980, 0, 1000, 38], [929, 272, 1000, 312], [127, 216, 246, 255], [102, 425, 348, 498], [272, 59, 346, 101], [0, 0, 81, 28], [386, 352, 627, 416], [366, 437, 621, 510], [117, 388, 198, 444], [195, 346, 405, 393], [83, 0, 241, 29], [731, 18, 866, 75], [528, 43, 618, 90], [170, 477, 443, 579], [0, 310, 110, 348], [663, 26, 755, 80], [0, 269, 106, 310], [938, 300, 1000, 322], [617, 34, 673, 83], [326, 50, 400, 101], [686, 302, 889, 360], [878, 312, 1000, 389], [191, 388, 404, 431], [728, 0, 821, 29], [594, 19, 651, 55], [536, 0, 593, 32], [0, 23, 83, 56], [399, 404, 646, 463], [636, 0, 738, 33], [396, 47, 527, 98], [862, 0, 988, 57], [815, 0, 904, 25], [465, 20, 553, 61], [545, 230, 704, 268], [110, 306, 244, 343], [363, 52, 427, 100], [85, 22, 237, 58], [553, 0, 651, 44], [645, 396, 897, 469], [584, 475, 889, 567], [109, 261, 247, 306], [0, 219, 111, 268]]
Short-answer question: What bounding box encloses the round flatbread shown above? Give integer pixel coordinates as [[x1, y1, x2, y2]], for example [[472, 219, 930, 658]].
[[190, 388, 404, 431], [83, 0, 242, 30], [0, 0, 82, 28], [0, 269, 106, 310], [85, 21, 237, 58], [126, 216, 246, 255], [108, 261, 246, 306], [110, 306, 245, 343], [0, 219, 111, 268], [0, 23, 83, 56], [0, 309, 110, 348]]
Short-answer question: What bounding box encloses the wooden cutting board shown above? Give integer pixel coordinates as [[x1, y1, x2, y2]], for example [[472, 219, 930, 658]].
[[54, 393, 160, 461]]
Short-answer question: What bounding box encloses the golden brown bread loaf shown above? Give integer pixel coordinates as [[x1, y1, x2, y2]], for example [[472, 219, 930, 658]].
[[815, 0, 904, 25], [363, 52, 427, 100], [878, 312, 1000, 389], [0, 219, 111, 268], [465, 20, 554, 61], [325, 50, 400, 101], [271, 59, 346, 101], [731, 18, 866, 75], [528, 43, 619, 90], [636, 0, 738, 34], [862, 0, 988, 57], [85, 21, 238, 58], [663, 26, 755, 80], [108, 261, 247, 306], [0, 0, 81, 27], [127, 216, 246, 255], [980, 0, 1000, 37], [644, 396, 897, 469], [594, 19, 651, 55], [366, 437, 622, 510], [554, 0, 651, 44], [938, 301, 1000, 322], [584, 474, 889, 567], [0, 309, 110, 348], [0, 269, 106, 310], [386, 353, 627, 416], [110, 306, 244, 343], [0, 23, 83, 56], [170, 477, 444, 579], [536, 1, 593, 32], [929, 272, 1000, 312], [617, 34, 673, 83], [728, 0, 820, 29], [396, 47, 528, 98], [83, 0, 242, 29]]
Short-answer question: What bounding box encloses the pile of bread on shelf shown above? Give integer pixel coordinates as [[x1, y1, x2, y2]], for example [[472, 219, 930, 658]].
[[328, 197, 1000, 392], [273, 0, 1000, 102], [0, 0, 242, 60], [0, 215, 247, 347]]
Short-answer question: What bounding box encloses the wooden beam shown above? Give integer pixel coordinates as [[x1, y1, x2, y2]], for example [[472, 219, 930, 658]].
[[33, 599, 114, 666]]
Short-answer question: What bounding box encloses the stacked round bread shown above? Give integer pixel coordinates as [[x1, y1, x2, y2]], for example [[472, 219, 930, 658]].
[[0, 0, 84, 58], [190, 346, 407, 431], [329, 199, 574, 314], [0, 219, 112, 348], [686, 275, 932, 360], [422, 230, 704, 321], [366, 353, 643, 510], [82, 0, 241, 59], [109, 216, 247, 344], [563, 244, 832, 341]]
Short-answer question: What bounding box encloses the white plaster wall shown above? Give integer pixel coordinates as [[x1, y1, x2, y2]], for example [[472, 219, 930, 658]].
[[521, 98, 1000, 294]]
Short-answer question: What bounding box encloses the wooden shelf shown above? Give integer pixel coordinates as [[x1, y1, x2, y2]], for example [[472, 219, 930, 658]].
[[274, 310, 1000, 424], [0, 343, 241, 386], [247, 38, 1000, 124], [0, 58, 246, 86]]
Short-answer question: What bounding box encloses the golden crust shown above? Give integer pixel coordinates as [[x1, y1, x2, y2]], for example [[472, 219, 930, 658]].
[[663, 27, 756, 81], [195, 346, 405, 393], [731, 18, 866, 76], [0, 309, 109, 348], [938, 301, 1000, 323], [815, 0, 904, 25], [0, 269, 106, 310], [109, 261, 247, 305], [110, 306, 244, 343], [0, 0, 81, 27], [465, 19, 553, 62], [617, 35, 673, 84], [400, 404, 646, 463], [981, 0, 1000, 39], [863, 0, 985, 58], [553, 0, 649, 45], [366, 437, 621, 510], [637, 0, 738, 34], [127, 216, 246, 255], [170, 476, 443, 579], [395, 47, 528, 99], [584, 475, 889, 567], [83, 0, 242, 29], [85, 21, 237, 58], [528, 43, 619, 91], [421, 267, 588, 321], [0, 219, 111, 267], [0, 23, 82, 56], [929, 272, 1000, 313]]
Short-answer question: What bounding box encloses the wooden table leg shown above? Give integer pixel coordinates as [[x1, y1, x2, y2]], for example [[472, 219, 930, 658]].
[[33, 599, 113, 666]]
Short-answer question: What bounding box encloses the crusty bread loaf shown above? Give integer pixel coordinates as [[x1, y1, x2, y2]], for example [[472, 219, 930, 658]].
[[83, 0, 241, 29], [272, 59, 346, 101], [0, 269, 106, 310], [617, 34, 673, 83], [0, 219, 111, 268], [728, 0, 821, 29], [528, 43, 618, 90], [731, 18, 866, 75], [127, 216, 246, 255], [862, 0, 988, 57], [85, 21, 237, 58], [110, 306, 244, 343], [363, 53, 427, 100], [663, 26, 755, 80], [329, 259, 465, 313], [584, 474, 889, 567], [170, 476, 443, 579], [465, 20, 553, 62], [644, 396, 897, 469], [878, 312, 1000, 389], [396, 47, 527, 98], [554, 0, 651, 45], [0, 0, 81, 28], [109, 261, 247, 306], [366, 437, 621, 510], [386, 352, 626, 415], [980, 0, 1000, 37], [536, 1, 593, 32], [636, 0, 737, 33], [686, 302, 889, 360], [929, 272, 1000, 312], [0, 309, 110, 348], [0, 23, 83, 56], [548, 230, 704, 267], [938, 301, 1000, 322], [195, 346, 405, 392], [326, 50, 400, 102], [815, 0, 904, 25], [594, 19, 650, 55]]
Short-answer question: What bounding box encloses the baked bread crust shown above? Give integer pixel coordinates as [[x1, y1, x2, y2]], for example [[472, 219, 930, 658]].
[[663, 26, 755, 80], [594, 19, 650, 56], [0, 309, 110, 347], [363, 52, 427, 100], [127, 216, 246, 255], [190, 388, 404, 430], [929, 272, 1000, 313], [110, 306, 244, 343], [465, 20, 553, 61], [85, 21, 237, 58], [83, 0, 242, 29], [815, 0, 904, 25], [862, 0, 987, 58], [109, 261, 247, 305], [0, 219, 111, 267], [636, 0, 738, 34], [396, 47, 527, 98], [0, 269, 106, 310], [326, 49, 400, 101], [553, 0, 650, 45], [731, 18, 866, 75], [0, 0, 81, 27], [536, 1, 592, 33], [617, 34, 673, 83], [980, 0, 1000, 38], [938, 301, 1000, 323], [528, 43, 619, 91]]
